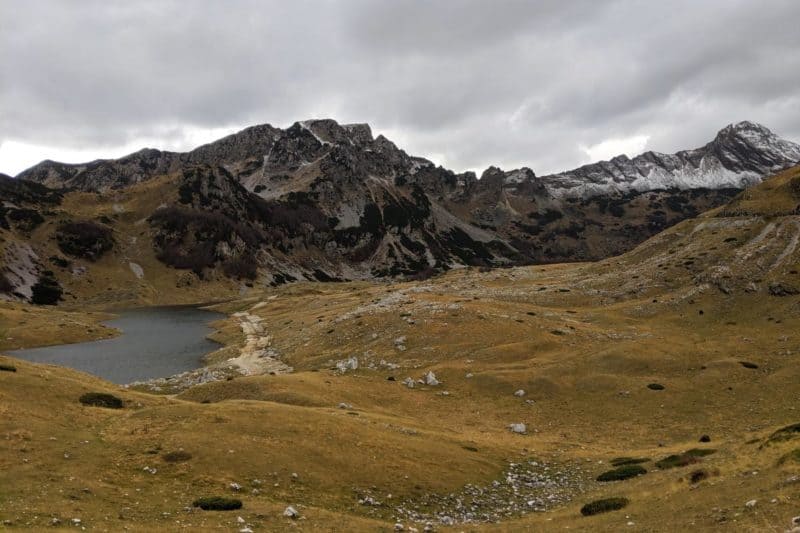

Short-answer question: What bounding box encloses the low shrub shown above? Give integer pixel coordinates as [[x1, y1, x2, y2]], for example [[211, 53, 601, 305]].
[[0, 363, 17, 372], [647, 383, 665, 390], [767, 423, 800, 444], [56, 221, 114, 260], [162, 450, 192, 463], [192, 497, 242, 511], [79, 392, 124, 409], [30, 273, 63, 305], [596, 464, 647, 482], [580, 497, 629, 516], [655, 448, 716, 469], [689, 469, 709, 484], [610, 457, 649, 467]]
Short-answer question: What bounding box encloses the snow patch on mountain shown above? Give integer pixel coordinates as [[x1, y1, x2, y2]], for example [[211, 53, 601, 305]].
[[537, 121, 800, 198]]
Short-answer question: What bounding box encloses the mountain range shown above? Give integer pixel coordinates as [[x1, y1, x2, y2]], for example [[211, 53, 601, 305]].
[[2, 119, 799, 305]]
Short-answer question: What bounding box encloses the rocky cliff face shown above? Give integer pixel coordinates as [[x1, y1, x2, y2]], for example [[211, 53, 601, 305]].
[[6, 119, 799, 299]]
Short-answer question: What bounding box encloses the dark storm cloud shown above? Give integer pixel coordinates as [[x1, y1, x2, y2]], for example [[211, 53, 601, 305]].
[[1, 0, 799, 175]]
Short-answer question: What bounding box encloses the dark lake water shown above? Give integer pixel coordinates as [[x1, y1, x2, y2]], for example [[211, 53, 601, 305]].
[[9, 306, 224, 384]]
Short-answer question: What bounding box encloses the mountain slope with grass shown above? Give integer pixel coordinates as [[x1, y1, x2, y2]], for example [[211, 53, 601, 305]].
[[1, 165, 800, 531], [4, 121, 798, 304]]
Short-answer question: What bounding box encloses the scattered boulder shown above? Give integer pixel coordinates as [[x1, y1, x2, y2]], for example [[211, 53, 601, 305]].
[[509, 423, 527, 434], [514, 389, 525, 397], [335, 357, 359, 372], [394, 336, 407, 351], [424, 371, 439, 386], [338, 402, 353, 410], [769, 282, 799, 296], [403, 377, 415, 389], [283, 506, 299, 519]]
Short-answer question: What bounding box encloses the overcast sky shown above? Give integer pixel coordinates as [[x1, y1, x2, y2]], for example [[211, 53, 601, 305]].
[[1, 0, 799, 177]]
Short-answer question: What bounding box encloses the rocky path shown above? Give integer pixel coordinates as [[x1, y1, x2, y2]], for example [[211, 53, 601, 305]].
[[127, 305, 291, 393], [229, 310, 293, 375]]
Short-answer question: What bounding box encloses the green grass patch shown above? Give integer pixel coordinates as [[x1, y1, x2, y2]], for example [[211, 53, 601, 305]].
[[79, 392, 123, 409], [192, 497, 242, 511], [596, 464, 647, 482], [162, 450, 193, 463], [655, 448, 716, 469], [581, 497, 629, 516]]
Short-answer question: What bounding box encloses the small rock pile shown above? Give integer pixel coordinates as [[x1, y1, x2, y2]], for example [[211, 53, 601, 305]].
[[361, 459, 591, 526]]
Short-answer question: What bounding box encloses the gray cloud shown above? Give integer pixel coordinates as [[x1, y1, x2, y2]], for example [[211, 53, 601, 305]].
[[1, 0, 799, 175]]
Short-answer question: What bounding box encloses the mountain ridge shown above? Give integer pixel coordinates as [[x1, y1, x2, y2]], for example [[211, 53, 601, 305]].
[[14, 120, 800, 199], [2, 120, 799, 305]]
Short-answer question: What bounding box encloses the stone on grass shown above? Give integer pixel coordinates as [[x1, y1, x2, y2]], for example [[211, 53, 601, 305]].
[[509, 423, 527, 434], [283, 506, 299, 518], [424, 371, 439, 386], [514, 389, 525, 397]]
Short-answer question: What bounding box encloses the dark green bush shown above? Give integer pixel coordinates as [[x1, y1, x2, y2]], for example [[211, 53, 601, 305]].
[[647, 383, 665, 390], [162, 450, 193, 463], [0, 363, 17, 372], [79, 392, 123, 409], [596, 464, 647, 482], [30, 272, 63, 305], [56, 220, 114, 260], [767, 423, 800, 444], [581, 497, 629, 516], [610, 457, 649, 467], [192, 497, 242, 511], [655, 448, 716, 469], [689, 469, 709, 483]]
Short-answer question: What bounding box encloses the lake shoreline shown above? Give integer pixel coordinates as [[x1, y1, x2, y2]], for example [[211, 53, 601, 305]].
[[8, 305, 227, 384]]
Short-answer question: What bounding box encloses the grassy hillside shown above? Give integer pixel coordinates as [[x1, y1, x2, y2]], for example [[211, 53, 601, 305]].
[[1, 166, 799, 531]]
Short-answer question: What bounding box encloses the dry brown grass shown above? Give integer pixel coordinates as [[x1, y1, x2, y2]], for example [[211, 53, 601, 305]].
[[1, 167, 800, 530]]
